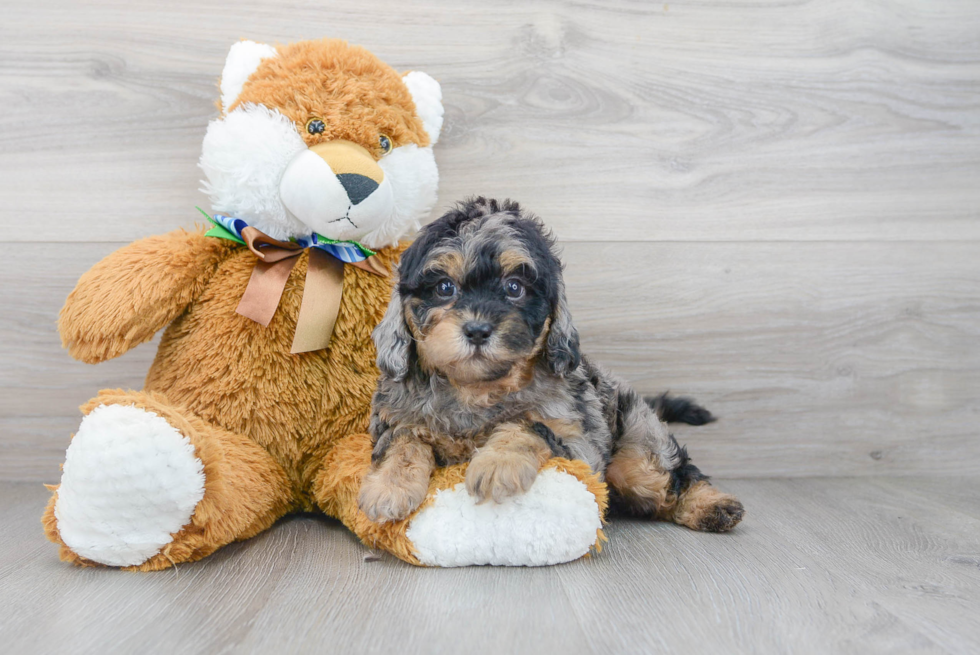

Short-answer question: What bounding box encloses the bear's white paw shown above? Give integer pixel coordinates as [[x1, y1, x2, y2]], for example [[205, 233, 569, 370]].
[[54, 404, 206, 567], [406, 468, 602, 567]]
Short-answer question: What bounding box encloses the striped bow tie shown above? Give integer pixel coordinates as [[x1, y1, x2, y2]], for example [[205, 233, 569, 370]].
[[201, 209, 388, 354]]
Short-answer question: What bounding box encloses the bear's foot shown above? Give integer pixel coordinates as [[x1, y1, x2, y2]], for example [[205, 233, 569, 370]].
[[53, 404, 206, 567], [44, 389, 295, 570], [316, 433, 609, 567], [407, 467, 604, 567]]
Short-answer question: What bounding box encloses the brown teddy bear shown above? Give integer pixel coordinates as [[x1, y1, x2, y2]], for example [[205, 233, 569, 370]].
[[42, 38, 607, 569]]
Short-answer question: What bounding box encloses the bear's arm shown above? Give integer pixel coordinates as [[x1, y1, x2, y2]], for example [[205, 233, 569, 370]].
[[59, 228, 237, 364]]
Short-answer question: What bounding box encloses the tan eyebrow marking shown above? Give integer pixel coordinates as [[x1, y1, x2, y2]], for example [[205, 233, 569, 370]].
[[422, 251, 465, 280], [498, 249, 534, 276]]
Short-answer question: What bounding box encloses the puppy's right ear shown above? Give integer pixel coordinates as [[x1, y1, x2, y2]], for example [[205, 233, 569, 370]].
[[373, 285, 412, 381]]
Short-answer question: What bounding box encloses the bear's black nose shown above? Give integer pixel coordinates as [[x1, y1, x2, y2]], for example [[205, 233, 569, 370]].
[[463, 321, 494, 346], [336, 173, 379, 205]]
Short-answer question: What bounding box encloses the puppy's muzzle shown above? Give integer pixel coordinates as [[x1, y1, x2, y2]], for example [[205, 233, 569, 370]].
[[462, 321, 494, 346], [279, 140, 392, 236]]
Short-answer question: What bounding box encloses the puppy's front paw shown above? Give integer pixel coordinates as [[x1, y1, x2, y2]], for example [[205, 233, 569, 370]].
[[358, 470, 428, 523], [465, 450, 540, 504]]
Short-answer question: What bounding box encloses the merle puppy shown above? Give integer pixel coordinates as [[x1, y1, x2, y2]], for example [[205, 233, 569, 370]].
[[358, 197, 744, 532]]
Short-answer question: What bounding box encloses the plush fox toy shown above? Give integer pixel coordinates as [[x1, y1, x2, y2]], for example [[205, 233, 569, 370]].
[[42, 39, 606, 569]]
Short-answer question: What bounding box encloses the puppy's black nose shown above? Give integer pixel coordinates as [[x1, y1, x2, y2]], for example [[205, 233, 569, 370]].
[[336, 173, 379, 205], [463, 321, 493, 346]]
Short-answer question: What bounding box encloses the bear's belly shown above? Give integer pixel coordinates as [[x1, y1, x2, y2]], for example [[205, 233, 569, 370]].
[[144, 248, 389, 499]]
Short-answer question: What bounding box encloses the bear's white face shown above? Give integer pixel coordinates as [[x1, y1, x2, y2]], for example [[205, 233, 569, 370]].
[[198, 41, 443, 249]]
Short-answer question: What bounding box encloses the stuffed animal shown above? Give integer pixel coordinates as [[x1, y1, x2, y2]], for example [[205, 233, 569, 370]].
[[42, 38, 607, 569]]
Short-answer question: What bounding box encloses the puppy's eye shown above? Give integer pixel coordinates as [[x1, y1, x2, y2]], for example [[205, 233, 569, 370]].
[[306, 118, 326, 135], [504, 278, 525, 299], [379, 134, 393, 154], [435, 278, 457, 298]]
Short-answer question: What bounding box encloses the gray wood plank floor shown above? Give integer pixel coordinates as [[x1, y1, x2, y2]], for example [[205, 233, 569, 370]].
[[2, 478, 978, 654]]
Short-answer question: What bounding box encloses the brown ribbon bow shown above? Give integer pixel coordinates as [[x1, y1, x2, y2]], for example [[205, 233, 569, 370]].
[[235, 227, 388, 354]]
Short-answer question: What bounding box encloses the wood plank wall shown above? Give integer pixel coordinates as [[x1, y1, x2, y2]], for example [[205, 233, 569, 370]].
[[2, 0, 978, 481]]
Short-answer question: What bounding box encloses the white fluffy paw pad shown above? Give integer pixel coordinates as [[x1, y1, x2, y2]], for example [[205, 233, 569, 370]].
[[406, 468, 602, 567], [54, 404, 206, 567]]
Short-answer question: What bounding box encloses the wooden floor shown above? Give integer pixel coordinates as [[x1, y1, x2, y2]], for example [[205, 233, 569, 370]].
[[3, 478, 978, 654]]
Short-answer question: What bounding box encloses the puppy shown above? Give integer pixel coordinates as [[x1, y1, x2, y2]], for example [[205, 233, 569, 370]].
[[358, 197, 744, 533]]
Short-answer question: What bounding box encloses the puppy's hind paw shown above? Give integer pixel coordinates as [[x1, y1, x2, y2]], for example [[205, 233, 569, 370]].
[[465, 450, 539, 504], [358, 472, 427, 523], [674, 483, 745, 533], [698, 496, 745, 532]]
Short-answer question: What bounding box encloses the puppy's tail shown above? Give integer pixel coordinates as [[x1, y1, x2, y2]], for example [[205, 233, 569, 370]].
[[645, 393, 716, 426]]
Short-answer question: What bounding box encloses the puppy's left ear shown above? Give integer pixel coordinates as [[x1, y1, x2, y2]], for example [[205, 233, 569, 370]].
[[545, 278, 581, 376], [373, 285, 413, 381]]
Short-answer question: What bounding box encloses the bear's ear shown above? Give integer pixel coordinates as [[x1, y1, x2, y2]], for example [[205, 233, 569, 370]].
[[402, 71, 444, 145], [220, 40, 278, 112]]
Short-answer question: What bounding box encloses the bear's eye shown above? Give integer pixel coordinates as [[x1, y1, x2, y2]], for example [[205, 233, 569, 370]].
[[306, 118, 326, 135], [435, 278, 457, 299], [504, 278, 525, 299], [379, 134, 393, 154]]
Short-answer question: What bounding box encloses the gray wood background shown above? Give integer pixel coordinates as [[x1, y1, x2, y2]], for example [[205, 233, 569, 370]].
[[2, 0, 979, 482]]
